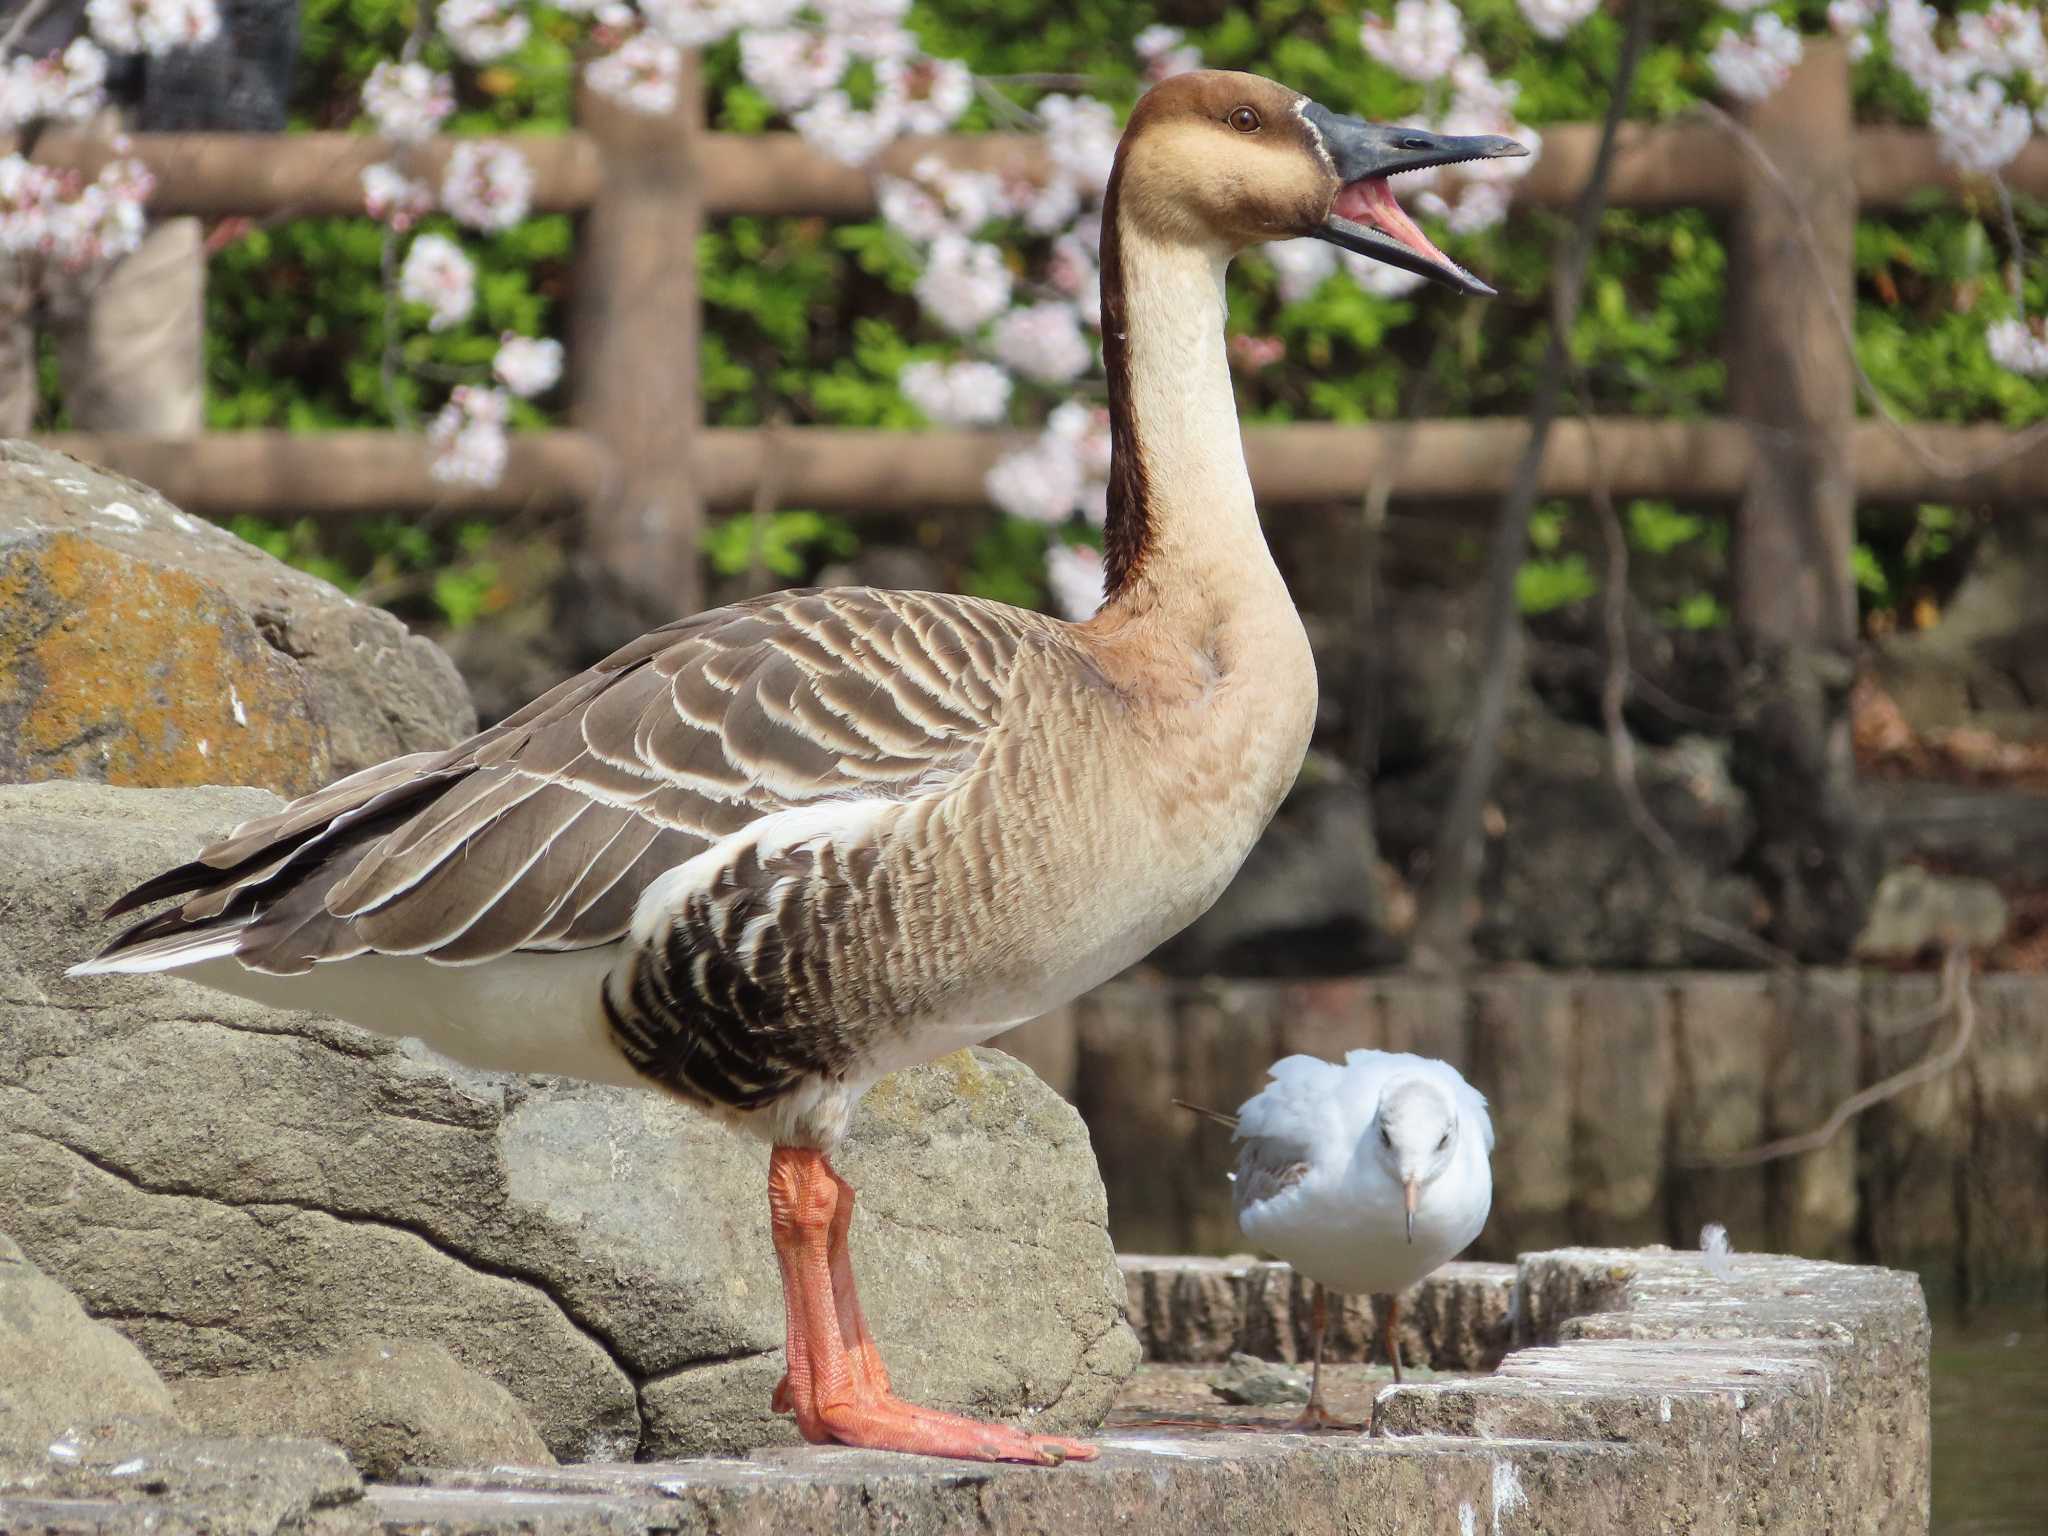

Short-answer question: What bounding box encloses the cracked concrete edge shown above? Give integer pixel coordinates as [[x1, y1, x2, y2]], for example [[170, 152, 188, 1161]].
[[1373, 1247, 1932, 1535], [5, 1246, 1930, 1534]]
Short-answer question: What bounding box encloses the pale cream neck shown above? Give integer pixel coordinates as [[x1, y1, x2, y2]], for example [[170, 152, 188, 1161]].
[[1097, 223, 1290, 628]]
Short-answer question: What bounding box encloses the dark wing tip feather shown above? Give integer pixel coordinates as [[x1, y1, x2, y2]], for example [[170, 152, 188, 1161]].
[[102, 861, 230, 920], [1171, 1097, 1240, 1132]]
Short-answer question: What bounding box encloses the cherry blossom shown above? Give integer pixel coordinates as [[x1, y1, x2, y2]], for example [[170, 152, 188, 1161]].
[[1135, 25, 1202, 83], [1928, 78, 2034, 174], [1517, 0, 1599, 43], [1043, 543, 1106, 621], [494, 335, 565, 397], [1048, 400, 1112, 479], [586, 33, 683, 116], [1986, 318, 2048, 377], [986, 435, 1084, 525], [1339, 248, 1428, 298], [898, 358, 1012, 425], [1707, 13, 1804, 103], [361, 61, 453, 143], [877, 54, 972, 136], [85, 0, 220, 56], [992, 302, 1093, 385], [442, 141, 535, 232], [1048, 232, 1101, 328], [429, 384, 512, 486], [638, 0, 740, 50], [1827, 0, 1877, 59], [1038, 94, 1120, 195], [818, 0, 915, 61], [912, 235, 1012, 335], [437, 0, 531, 67], [399, 232, 477, 331], [0, 38, 107, 132], [1361, 1, 1464, 86], [1264, 239, 1339, 303], [1956, 4, 2046, 79], [876, 174, 953, 245], [362, 162, 434, 230], [739, 29, 846, 115], [793, 89, 903, 168]]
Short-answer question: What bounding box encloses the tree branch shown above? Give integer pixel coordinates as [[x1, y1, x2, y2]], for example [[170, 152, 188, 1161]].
[[1683, 946, 1974, 1169], [1408, 0, 1655, 971]]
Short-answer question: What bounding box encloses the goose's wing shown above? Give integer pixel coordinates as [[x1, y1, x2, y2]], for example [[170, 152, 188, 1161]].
[[84, 588, 1052, 977]]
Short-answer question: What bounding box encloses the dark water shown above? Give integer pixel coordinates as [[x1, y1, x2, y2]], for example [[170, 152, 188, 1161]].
[[1932, 1309, 2048, 1534]]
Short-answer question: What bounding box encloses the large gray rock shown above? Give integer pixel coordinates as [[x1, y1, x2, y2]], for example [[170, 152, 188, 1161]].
[[0, 440, 473, 795], [0, 1229, 182, 1460], [172, 1339, 554, 1481], [0, 782, 1137, 1463]]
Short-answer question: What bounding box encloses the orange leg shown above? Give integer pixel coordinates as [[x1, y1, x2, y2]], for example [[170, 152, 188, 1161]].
[[765, 1145, 1097, 1464], [1380, 1293, 1404, 1384]]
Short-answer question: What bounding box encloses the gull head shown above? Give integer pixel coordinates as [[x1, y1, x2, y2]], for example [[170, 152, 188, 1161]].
[[1370, 1079, 1460, 1242]]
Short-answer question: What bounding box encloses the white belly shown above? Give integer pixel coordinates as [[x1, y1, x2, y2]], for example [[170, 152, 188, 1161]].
[[186, 947, 651, 1091], [1241, 1153, 1492, 1297]]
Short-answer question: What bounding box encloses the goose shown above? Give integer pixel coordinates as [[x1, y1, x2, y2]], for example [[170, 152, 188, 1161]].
[[72, 70, 1523, 1465], [1178, 1050, 1494, 1428]]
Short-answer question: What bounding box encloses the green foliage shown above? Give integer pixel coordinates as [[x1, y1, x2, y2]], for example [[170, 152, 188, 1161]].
[[702, 510, 859, 580], [1517, 552, 1597, 615]]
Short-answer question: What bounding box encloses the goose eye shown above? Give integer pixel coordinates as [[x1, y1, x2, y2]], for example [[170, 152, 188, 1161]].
[[1229, 106, 1261, 133], [1379, 1124, 1393, 1148], [1437, 1132, 1451, 1152]]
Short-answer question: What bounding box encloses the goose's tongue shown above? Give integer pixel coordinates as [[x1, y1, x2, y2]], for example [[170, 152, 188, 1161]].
[[1332, 176, 1452, 272]]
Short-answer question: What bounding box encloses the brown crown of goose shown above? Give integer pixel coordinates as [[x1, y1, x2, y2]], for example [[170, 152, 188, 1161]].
[[1110, 71, 1337, 251]]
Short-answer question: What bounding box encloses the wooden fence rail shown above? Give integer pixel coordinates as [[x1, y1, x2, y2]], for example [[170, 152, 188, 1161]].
[[28, 43, 2048, 620], [31, 118, 2048, 219], [51, 417, 2048, 522]]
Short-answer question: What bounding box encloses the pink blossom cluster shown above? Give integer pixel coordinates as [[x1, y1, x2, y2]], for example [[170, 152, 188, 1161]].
[[85, 0, 221, 56], [1042, 543, 1106, 622], [428, 383, 512, 486], [720, 1, 971, 168], [0, 38, 107, 133], [0, 154, 153, 269], [442, 140, 534, 232]]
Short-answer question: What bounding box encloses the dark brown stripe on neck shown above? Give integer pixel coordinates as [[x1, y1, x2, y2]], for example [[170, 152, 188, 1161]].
[[1096, 150, 1154, 603]]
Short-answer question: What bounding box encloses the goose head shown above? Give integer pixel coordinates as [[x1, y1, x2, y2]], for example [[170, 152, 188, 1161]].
[[1112, 69, 1527, 296], [1368, 1077, 1462, 1240]]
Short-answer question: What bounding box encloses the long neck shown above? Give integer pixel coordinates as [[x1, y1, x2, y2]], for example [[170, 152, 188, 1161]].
[[1098, 184, 1278, 619]]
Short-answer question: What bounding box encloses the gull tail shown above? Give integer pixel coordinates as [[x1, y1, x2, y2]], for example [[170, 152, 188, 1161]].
[[1170, 1098, 1239, 1132]]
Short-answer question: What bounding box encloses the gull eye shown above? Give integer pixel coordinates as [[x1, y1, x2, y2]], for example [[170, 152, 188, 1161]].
[[1437, 1132, 1451, 1152], [1379, 1124, 1393, 1148], [1229, 106, 1261, 133]]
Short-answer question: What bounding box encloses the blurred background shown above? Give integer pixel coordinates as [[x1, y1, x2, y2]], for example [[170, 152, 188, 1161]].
[[2, 0, 2044, 1525]]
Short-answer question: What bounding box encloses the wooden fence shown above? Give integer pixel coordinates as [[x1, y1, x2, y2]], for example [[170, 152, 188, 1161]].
[[33, 44, 2048, 623], [991, 967, 2048, 1311]]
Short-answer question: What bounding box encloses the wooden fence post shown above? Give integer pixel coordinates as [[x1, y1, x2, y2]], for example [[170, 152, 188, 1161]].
[[569, 55, 705, 626], [1725, 38, 1875, 958]]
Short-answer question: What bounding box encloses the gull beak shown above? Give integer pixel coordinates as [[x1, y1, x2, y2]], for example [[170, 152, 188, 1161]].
[[1403, 1177, 1419, 1243], [1301, 102, 1528, 299]]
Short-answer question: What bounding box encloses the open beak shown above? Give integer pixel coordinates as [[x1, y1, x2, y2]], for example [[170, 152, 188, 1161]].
[[1403, 1177, 1419, 1243], [1302, 102, 1528, 298]]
